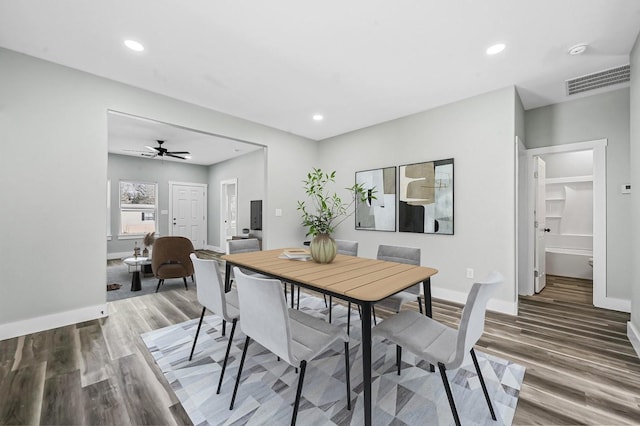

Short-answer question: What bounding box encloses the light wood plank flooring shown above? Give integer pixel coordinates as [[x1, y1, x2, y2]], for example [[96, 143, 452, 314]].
[[0, 275, 638, 425]]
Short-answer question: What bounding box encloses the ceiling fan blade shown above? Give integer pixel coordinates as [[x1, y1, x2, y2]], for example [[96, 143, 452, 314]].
[[168, 151, 190, 155], [123, 149, 148, 153], [145, 145, 158, 152], [166, 153, 186, 160], [141, 153, 157, 158]]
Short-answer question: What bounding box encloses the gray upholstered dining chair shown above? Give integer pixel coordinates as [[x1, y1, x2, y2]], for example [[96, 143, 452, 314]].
[[340, 244, 421, 330], [373, 244, 423, 323], [229, 267, 351, 424], [325, 239, 359, 323], [227, 238, 292, 303], [188, 254, 240, 394], [372, 271, 503, 426]]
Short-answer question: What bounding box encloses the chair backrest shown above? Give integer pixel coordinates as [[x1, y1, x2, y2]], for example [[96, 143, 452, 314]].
[[151, 236, 195, 277], [190, 254, 232, 321], [227, 238, 260, 255], [234, 267, 294, 364], [335, 239, 358, 256], [377, 244, 421, 294], [451, 271, 502, 368]]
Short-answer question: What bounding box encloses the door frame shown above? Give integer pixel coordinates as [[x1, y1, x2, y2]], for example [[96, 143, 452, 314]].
[[168, 181, 208, 248], [524, 139, 612, 309], [220, 178, 238, 251]]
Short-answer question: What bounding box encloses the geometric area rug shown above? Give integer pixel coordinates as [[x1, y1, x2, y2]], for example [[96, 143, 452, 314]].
[[141, 293, 525, 426]]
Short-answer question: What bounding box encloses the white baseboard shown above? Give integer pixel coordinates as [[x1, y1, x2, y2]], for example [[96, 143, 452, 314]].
[[628, 321, 640, 361], [0, 304, 109, 342], [432, 286, 517, 316], [595, 296, 631, 313]]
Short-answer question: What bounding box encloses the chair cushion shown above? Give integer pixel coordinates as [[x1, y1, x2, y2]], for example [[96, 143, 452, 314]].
[[289, 308, 349, 366], [372, 310, 457, 367]]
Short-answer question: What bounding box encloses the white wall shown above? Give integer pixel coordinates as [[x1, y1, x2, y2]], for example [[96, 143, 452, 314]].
[[525, 88, 631, 300], [207, 148, 266, 250], [0, 48, 316, 339], [629, 33, 640, 356], [317, 87, 518, 313]]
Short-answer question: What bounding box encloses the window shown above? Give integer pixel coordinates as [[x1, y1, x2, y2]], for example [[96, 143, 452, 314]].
[[119, 181, 157, 236]]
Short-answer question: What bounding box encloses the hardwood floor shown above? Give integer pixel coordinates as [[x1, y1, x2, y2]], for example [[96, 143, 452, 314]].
[[0, 274, 638, 425]]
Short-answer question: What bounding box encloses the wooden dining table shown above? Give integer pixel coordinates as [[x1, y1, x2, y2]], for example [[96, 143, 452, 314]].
[[222, 248, 438, 426]]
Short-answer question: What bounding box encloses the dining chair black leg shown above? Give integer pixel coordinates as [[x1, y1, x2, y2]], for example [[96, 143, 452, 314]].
[[396, 345, 402, 376], [188, 307, 207, 361], [216, 318, 237, 395], [417, 296, 423, 314], [283, 283, 288, 303], [372, 305, 377, 325], [222, 319, 226, 337], [296, 285, 300, 310], [155, 279, 163, 293], [291, 360, 307, 426], [183, 277, 189, 290], [438, 362, 461, 426], [344, 341, 351, 410], [323, 294, 328, 308], [471, 348, 497, 420], [230, 336, 251, 410]]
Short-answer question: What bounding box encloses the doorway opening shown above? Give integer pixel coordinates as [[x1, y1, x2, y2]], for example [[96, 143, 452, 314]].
[[521, 139, 608, 309], [106, 110, 266, 301], [220, 178, 238, 251]]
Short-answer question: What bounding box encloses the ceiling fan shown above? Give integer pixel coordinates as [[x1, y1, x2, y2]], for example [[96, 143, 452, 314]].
[[141, 140, 191, 160]]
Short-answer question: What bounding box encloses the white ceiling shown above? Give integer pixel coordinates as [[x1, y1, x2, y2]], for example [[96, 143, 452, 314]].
[[107, 112, 262, 166], [1, 0, 639, 142]]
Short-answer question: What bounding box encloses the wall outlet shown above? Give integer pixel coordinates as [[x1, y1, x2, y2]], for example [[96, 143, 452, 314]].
[[275, 208, 283, 217], [466, 268, 474, 279]]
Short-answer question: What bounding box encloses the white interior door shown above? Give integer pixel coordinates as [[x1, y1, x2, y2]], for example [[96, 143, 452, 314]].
[[534, 157, 547, 293], [220, 179, 238, 250], [170, 183, 207, 249]]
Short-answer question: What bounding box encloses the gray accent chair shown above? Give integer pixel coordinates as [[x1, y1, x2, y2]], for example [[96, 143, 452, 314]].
[[372, 271, 503, 426], [188, 254, 240, 394], [230, 268, 351, 424], [151, 236, 195, 293]]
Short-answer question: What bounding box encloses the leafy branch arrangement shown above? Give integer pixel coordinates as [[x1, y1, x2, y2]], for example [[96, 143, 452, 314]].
[[297, 168, 374, 237]]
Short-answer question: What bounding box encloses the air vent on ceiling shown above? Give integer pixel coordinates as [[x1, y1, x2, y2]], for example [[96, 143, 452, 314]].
[[566, 64, 630, 96]]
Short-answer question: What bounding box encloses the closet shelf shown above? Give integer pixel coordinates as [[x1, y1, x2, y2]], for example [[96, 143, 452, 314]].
[[546, 175, 593, 184]]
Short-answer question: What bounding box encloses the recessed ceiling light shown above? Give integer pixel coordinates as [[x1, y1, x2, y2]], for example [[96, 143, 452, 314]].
[[486, 43, 506, 55], [124, 39, 145, 52], [313, 114, 324, 121], [568, 43, 588, 55]]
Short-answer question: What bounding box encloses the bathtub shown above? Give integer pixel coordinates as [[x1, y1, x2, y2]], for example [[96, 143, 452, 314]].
[[545, 247, 593, 280]]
